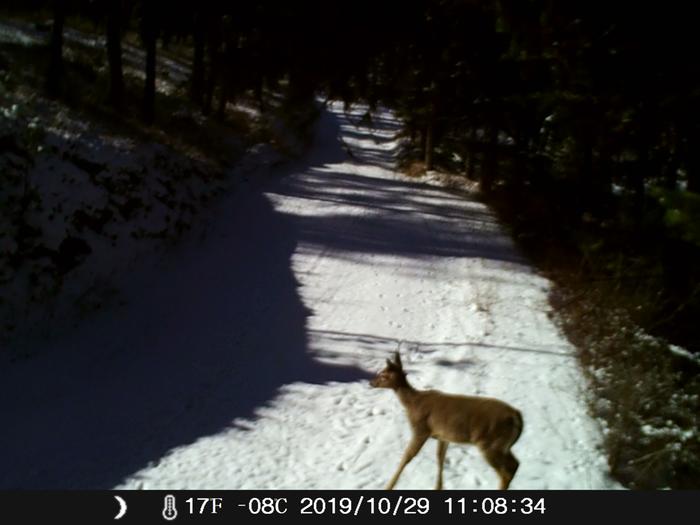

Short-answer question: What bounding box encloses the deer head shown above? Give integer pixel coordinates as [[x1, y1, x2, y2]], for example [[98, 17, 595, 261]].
[[370, 352, 408, 389]]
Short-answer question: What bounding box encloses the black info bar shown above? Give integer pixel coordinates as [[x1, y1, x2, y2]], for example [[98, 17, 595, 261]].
[[0, 490, 696, 524]]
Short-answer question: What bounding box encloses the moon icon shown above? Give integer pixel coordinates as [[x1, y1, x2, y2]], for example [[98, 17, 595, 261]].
[[114, 496, 127, 520]]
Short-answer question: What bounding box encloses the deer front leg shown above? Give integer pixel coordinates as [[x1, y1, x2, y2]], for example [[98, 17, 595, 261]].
[[435, 440, 448, 490], [385, 433, 429, 490]]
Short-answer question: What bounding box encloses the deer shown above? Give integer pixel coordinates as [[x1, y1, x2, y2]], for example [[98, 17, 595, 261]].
[[370, 351, 523, 490]]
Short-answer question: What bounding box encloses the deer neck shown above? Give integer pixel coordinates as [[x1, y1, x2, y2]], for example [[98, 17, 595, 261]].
[[394, 382, 419, 408]]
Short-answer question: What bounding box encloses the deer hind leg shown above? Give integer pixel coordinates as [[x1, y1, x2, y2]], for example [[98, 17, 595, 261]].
[[501, 451, 519, 488], [386, 433, 429, 490], [481, 446, 519, 490], [435, 440, 448, 490]]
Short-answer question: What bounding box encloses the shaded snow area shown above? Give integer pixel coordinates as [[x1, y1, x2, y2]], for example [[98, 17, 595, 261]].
[[0, 102, 620, 490]]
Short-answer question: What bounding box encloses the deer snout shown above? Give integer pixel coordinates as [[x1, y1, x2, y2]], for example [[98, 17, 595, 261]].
[[369, 376, 379, 387]]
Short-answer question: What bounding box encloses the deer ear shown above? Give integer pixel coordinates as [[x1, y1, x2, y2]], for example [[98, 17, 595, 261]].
[[386, 358, 394, 369], [394, 351, 403, 369]]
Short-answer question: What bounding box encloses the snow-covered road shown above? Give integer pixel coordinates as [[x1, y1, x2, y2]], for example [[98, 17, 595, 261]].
[[0, 103, 618, 489]]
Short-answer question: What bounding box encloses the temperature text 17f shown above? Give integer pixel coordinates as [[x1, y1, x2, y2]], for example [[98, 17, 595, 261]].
[[185, 497, 223, 515]]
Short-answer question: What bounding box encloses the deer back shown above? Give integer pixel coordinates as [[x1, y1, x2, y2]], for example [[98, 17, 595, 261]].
[[408, 390, 522, 446]]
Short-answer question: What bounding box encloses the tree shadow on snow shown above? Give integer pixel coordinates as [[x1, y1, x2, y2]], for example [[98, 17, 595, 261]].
[[270, 105, 527, 268], [0, 150, 372, 489]]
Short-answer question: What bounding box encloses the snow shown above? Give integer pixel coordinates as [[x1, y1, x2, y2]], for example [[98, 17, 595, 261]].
[[0, 19, 47, 46], [0, 102, 620, 490], [669, 344, 700, 366]]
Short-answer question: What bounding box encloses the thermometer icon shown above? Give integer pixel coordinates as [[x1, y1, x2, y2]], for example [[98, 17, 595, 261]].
[[162, 494, 178, 521]]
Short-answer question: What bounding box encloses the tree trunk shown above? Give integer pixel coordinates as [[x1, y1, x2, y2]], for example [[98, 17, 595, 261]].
[[254, 73, 265, 114], [216, 85, 227, 118], [190, 12, 205, 105], [481, 124, 498, 194], [580, 131, 594, 209], [203, 24, 222, 115], [217, 65, 229, 119], [632, 110, 653, 216], [595, 144, 614, 214], [662, 129, 679, 190], [202, 63, 215, 115], [142, 1, 157, 124], [424, 121, 434, 170], [424, 94, 436, 170], [687, 158, 700, 193], [465, 126, 477, 180], [46, 0, 66, 98], [106, 0, 124, 109]]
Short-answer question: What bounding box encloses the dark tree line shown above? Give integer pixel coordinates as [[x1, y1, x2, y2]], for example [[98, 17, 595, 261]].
[[7, 0, 700, 345], [17, 1, 700, 202], [32, 1, 402, 122], [368, 1, 700, 204]]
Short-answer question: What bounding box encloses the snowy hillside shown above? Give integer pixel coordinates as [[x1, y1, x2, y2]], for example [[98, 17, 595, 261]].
[[0, 18, 268, 358]]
